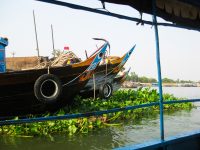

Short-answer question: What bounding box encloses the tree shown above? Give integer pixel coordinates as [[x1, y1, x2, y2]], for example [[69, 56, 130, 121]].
[[162, 78, 175, 83], [126, 72, 157, 83], [126, 72, 139, 81], [139, 76, 149, 83], [149, 78, 157, 83]]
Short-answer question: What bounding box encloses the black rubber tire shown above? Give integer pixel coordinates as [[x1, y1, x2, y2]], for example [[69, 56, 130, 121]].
[[99, 82, 113, 99], [34, 74, 62, 104]]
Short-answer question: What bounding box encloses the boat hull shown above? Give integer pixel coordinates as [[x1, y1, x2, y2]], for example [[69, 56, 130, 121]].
[[79, 45, 136, 98], [79, 63, 119, 98], [0, 65, 88, 117], [0, 40, 109, 118]]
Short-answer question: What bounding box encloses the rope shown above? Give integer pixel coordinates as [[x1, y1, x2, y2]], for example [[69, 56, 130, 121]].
[[26, 51, 81, 70], [105, 58, 108, 82], [37, 56, 41, 66], [50, 51, 80, 67], [105, 51, 108, 83], [93, 74, 96, 99], [47, 66, 50, 74]]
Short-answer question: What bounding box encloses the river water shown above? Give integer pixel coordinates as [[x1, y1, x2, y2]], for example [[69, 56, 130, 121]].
[[1, 87, 200, 150]]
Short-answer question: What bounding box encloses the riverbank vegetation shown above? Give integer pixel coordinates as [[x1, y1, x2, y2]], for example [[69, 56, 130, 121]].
[[126, 72, 197, 83], [0, 88, 193, 137]]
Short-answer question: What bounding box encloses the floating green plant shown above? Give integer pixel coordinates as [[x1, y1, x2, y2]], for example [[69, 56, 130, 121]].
[[0, 88, 193, 137]]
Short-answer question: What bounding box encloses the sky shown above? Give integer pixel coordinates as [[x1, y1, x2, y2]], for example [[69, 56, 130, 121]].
[[0, 0, 200, 81]]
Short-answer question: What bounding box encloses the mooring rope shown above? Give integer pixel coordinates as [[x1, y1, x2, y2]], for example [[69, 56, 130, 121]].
[[105, 51, 109, 83], [93, 74, 96, 99], [92, 51, 109, 99]]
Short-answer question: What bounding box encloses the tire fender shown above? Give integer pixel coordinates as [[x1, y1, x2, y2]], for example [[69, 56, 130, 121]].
[[99, 82, 113, 99], [34, 74, 62, 104]]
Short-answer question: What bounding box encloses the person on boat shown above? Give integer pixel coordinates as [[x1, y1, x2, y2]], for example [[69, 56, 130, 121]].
[[63, 46, 71, 64]]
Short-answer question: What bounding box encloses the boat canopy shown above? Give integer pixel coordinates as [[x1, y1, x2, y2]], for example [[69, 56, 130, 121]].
[[100, 0, 200, 30], [37, 0, 200, 31]]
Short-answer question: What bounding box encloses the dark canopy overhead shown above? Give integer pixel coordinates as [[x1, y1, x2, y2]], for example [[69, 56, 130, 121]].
[[101, 0, 200, 29], [37, 0, 200, 30]]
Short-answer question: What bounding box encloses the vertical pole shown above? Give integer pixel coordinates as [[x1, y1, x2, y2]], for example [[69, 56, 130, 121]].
[[93, 74, 96, 99], [85, 50, 88, 59], [33, 10, 40, 57], [51, 24, 55, 58], [11, 52, 15, 70], [0, 38, 8, 73], [152, 0, 164, 141]]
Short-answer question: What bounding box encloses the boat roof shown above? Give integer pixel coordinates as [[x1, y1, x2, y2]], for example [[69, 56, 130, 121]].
[[37, 0, 200, 31], [101, 0, 200, 30]]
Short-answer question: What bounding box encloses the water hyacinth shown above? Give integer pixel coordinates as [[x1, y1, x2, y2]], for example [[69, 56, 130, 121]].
[[0, 88, 193, 137]]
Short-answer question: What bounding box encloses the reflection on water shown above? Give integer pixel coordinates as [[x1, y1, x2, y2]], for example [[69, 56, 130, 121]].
[[0, 129, 115, 150], [1, 87, 200, 150]]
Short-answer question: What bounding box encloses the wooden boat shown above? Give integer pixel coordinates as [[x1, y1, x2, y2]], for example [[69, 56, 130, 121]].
[[79, 45, 136, 99], [0, 42, 108, 118], [112, 68, 131, 92]]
